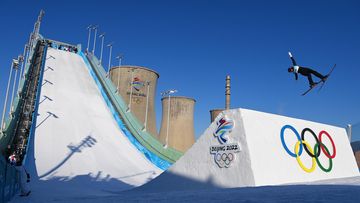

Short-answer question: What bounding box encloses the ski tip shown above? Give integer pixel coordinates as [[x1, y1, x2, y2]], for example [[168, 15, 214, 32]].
[[288, 51, 292, 57]]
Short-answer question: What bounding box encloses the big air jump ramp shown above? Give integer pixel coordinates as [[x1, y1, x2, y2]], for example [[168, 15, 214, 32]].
[[138, 108, 359, 191], [11, 45, 359, 202], [11, 47, 164, 202]]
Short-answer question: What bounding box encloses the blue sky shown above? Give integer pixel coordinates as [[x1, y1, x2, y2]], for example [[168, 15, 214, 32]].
[[1, 0, 359, 140]]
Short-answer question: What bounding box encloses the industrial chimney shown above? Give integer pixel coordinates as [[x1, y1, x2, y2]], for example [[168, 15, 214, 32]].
[[159, 96, 196, 153], [225, 75, 231, 110], [210, 75, 231, 123], [109, 65, 159, 137]]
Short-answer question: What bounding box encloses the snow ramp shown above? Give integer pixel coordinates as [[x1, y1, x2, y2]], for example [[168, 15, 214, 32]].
[[138, 108, 359, 191], [11, 47, 167, 202]]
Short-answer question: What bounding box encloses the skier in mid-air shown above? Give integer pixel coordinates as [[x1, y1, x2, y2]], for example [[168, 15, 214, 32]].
[[287, 52, 328, 88]]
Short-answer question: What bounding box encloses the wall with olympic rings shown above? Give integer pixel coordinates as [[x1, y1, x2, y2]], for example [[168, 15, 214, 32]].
[[239, 108, 358, 186], [146, 108, 359, 190]]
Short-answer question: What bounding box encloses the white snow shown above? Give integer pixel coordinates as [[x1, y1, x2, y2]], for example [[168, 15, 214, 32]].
[[13, 176, 360, 202], [11, 48, 162, 202]]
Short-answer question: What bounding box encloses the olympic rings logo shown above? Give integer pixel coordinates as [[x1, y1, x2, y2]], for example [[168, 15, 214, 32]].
[[280, 125, 336, 173], [210, 143, 240, 168], [214, 152, 234, 168]]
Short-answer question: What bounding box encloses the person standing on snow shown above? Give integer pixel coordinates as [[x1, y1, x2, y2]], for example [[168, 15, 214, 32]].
[[287, 52, 328, 88], [8, 153, 31, 196]]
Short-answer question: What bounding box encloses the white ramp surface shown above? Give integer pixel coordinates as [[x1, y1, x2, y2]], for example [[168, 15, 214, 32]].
[[14, 48, 161, 202], [241, 108, 359, 185], [139, 108, 359, 192]]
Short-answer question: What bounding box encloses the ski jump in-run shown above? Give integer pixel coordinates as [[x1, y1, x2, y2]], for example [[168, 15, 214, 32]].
[[287, 51, 336, 96]]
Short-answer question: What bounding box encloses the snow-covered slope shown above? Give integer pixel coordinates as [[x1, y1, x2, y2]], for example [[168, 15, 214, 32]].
[[12, 48, 162, 202]]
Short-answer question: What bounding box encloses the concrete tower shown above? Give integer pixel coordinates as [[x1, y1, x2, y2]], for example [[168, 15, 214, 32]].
[[109, 65, 159, 137], [225, 75, 231, 110], [159, 96, 196, 153], [210, 75, 231, 122]]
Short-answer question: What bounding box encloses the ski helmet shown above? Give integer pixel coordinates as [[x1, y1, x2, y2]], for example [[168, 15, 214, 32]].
[[8, 154, 17, 165]]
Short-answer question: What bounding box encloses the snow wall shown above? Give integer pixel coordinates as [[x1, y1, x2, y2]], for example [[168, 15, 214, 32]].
[[139, 108, 359, 191]]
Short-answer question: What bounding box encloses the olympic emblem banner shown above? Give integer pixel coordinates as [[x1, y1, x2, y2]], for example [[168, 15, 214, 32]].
[[210, 116, 240, 168], [210, 144, 240, 168], [213, 117, 234, 144], [280, 125, 336, 173], [131, 77, 145, 91]]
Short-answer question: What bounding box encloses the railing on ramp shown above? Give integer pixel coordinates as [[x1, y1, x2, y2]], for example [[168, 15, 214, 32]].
[[83, 52, 183, 167]]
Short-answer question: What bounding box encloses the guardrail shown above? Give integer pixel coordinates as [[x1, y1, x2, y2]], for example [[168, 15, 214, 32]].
[[83, 52, 183, 168], [22, 44, 48, 165], [0, 37, 44, 203]]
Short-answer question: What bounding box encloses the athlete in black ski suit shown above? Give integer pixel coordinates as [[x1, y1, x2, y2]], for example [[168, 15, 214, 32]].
[[288, 52, 327, 88]]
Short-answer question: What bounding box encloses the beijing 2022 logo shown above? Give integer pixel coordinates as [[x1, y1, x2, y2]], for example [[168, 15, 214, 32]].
[[213, 117, 234, 144], [132, 77, 145, 91], [280, 125, 336, 173], [210, 117, 240, 168]]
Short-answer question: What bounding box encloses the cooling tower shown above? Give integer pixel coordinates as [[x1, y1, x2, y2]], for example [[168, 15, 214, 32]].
[[109, 65, 159, 137], [210, 109, 224, 123], [159, 96, 195, 153]]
